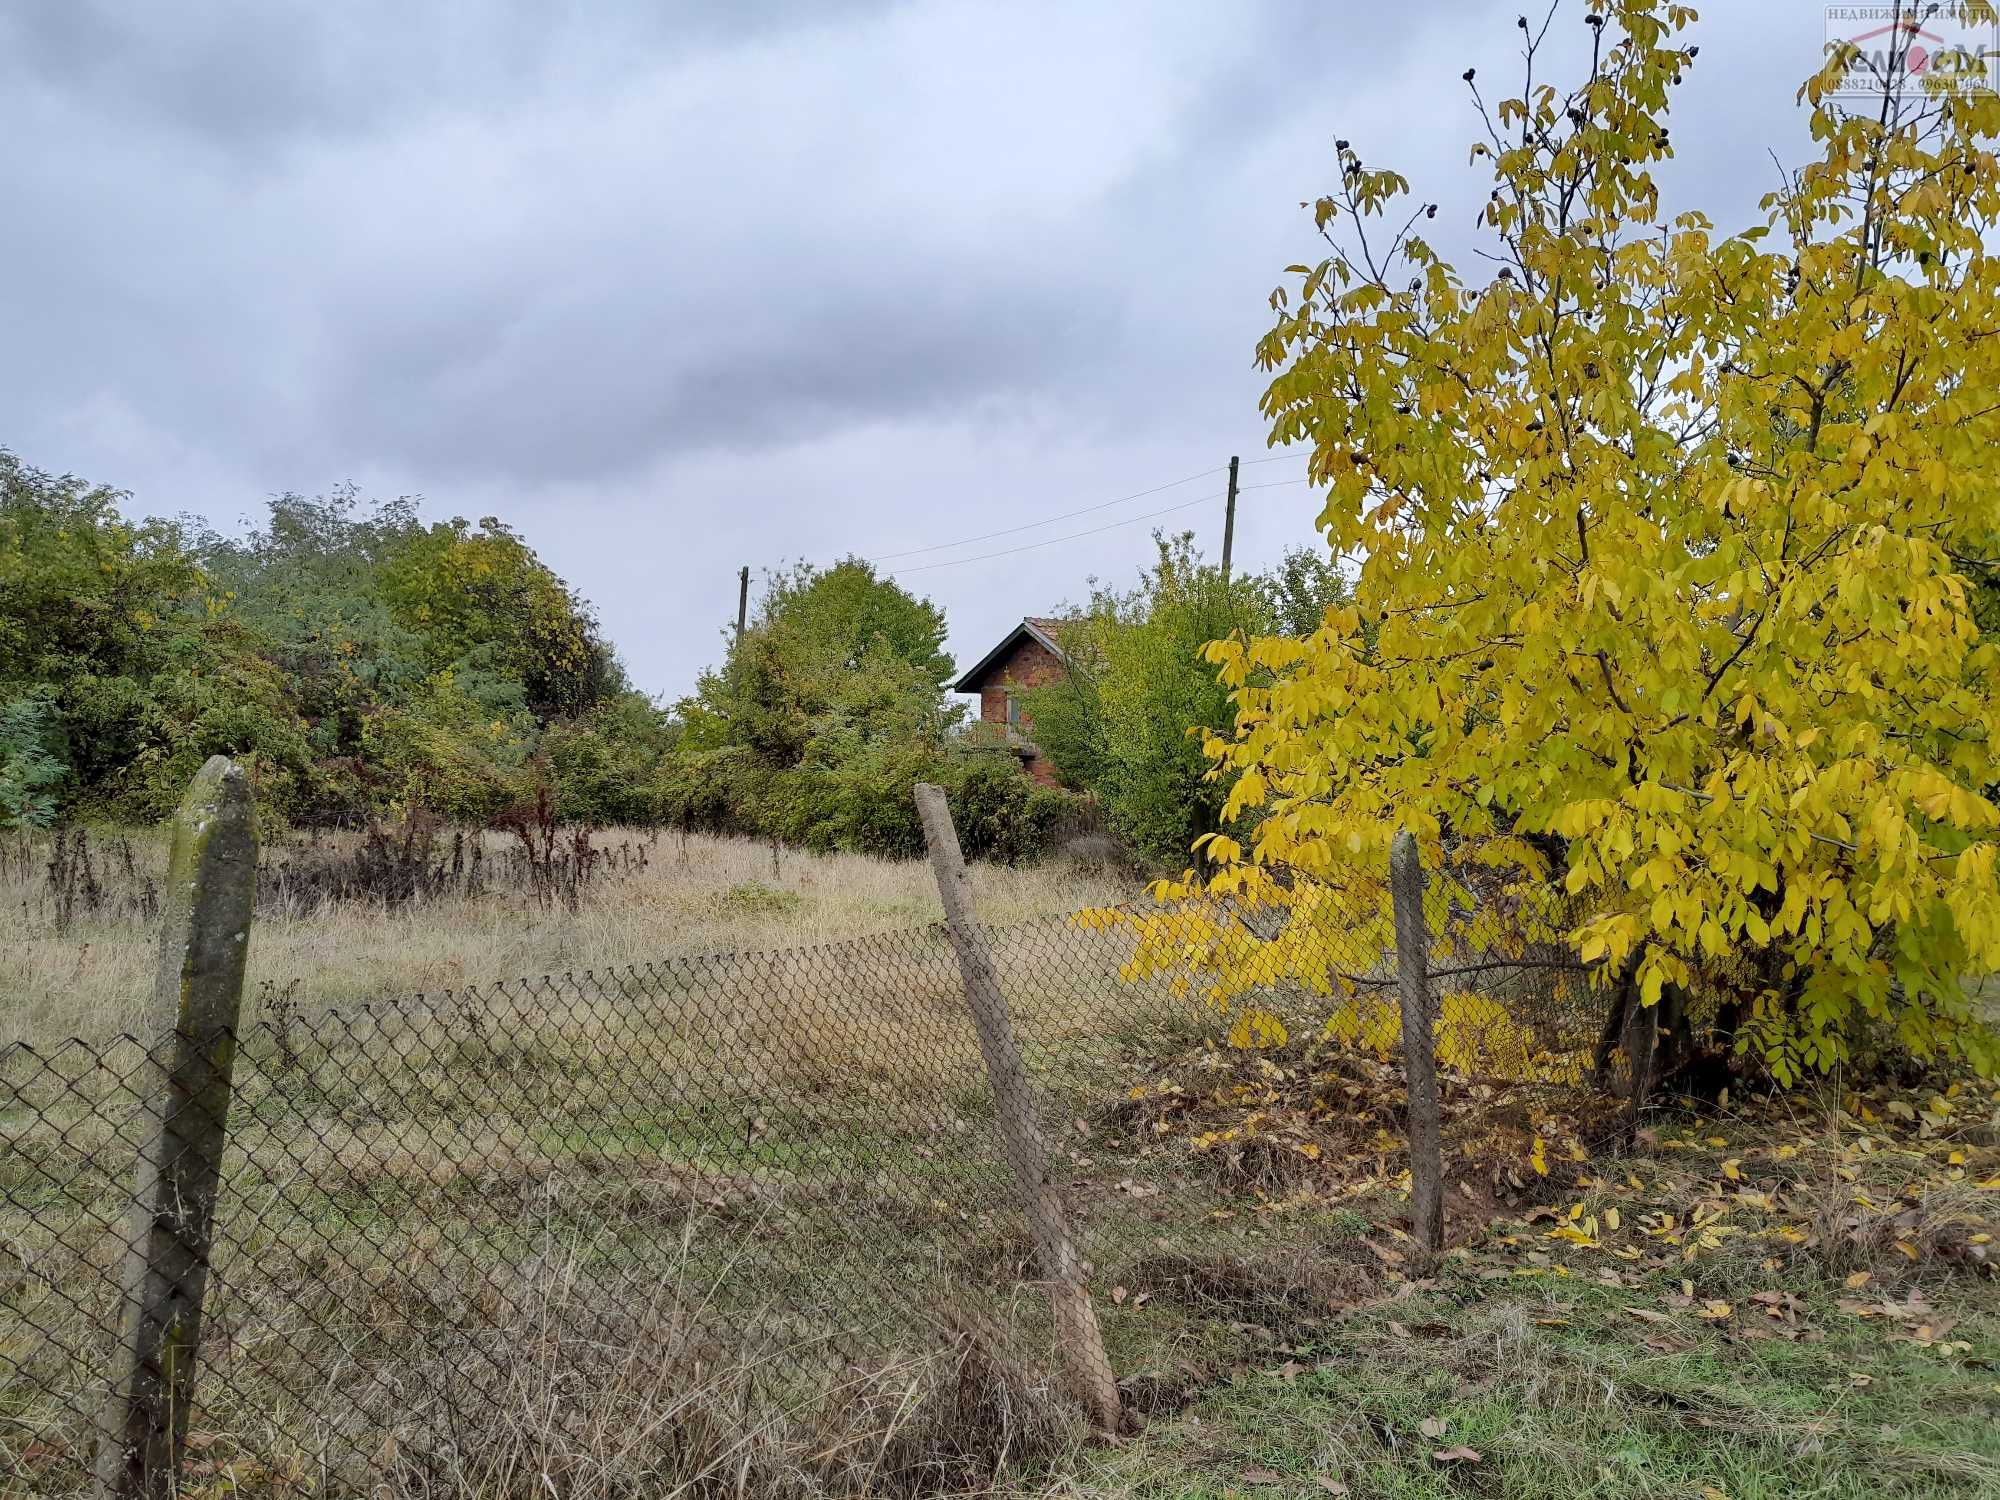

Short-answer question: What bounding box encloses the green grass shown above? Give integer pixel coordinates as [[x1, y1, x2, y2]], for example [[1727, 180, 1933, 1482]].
[[1071, 1254, 2000, 1500]]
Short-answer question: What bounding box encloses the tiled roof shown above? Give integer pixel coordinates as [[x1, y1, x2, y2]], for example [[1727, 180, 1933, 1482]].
[[952, 616, 1073, 693]]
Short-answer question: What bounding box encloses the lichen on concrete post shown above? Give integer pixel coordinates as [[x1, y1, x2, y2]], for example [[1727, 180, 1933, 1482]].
[[95, 755, 257, 1500]]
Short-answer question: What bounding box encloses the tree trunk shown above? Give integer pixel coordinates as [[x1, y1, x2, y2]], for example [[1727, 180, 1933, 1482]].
[[1592, 952, 1642, 1091], [1621, 995, 1660, 1125]]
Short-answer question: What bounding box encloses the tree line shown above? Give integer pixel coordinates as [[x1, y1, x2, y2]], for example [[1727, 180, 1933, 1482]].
[[2, 449, 1336, 864], [1, 456, 664, 831]]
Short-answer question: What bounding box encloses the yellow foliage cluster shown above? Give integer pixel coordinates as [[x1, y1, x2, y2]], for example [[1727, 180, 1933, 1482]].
[[1319, 989, 1589, 1084], [1122, 1, 2000, 1083]]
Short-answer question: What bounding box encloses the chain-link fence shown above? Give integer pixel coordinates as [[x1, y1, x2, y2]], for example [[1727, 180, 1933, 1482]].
[[1, 842, 1612, 1498]]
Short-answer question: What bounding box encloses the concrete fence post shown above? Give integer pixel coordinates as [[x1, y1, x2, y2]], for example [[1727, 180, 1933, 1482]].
[[95, 756, 257, 1500], [1390, 830, 1446, 1262], [913, 783, 1121, 1432]]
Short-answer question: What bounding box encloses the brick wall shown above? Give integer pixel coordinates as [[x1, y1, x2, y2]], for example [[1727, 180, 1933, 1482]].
[[972, 633, 1067, 785], [976, 636, 1066, 726], [1022, 752, 1061, 787]]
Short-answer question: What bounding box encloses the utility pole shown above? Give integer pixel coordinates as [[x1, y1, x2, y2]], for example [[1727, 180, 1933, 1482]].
[[735, 565, 750, 641], [1220, 454, 1240, 583]]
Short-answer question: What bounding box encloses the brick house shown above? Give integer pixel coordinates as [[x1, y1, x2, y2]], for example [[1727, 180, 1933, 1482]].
[[952, 616, 1070, 785]]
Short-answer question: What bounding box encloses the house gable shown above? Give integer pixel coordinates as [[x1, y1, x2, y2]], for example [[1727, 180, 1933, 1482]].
[[954, 617, 1071, 785], [951, 617, 1068, 694]]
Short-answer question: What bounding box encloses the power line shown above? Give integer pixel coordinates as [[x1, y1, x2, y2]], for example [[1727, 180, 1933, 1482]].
[[888, 494, 1216, 573], [871, 465, 1223, 563], [869, 449, 1309, 564], [885, 478, 1311, 575]]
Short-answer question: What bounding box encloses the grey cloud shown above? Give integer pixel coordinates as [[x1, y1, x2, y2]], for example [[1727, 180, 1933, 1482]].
[[0, 0, 1816, 699], [324, 264, 1121, 478], [0, 0, 906, 153]]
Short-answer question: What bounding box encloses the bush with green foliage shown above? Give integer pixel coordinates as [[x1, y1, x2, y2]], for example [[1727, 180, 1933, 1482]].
[[666, 557, 1075, 860], [658, 738, 1069, 864], [1021, 532, 1349, 865], [0, 692, 64, 830], [361, 671, 535, 824], [1, 449, 656, 829], [114, 620, 326, 821], [543, 694, 681, 825], [654, 746, 763, 834]]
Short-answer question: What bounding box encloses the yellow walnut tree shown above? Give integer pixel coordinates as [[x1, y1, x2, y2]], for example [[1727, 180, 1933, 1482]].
[[1138, 1, 2000, 1084]]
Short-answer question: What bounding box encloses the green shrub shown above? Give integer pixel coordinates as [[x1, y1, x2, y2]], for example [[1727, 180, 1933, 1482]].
[[108, 624, 326, 825], [1022, 533, 1350, 866], [544, 693, 678, 825], [933, 753, 1076, 864], [655, 746, 768, 834], [0, 692, 64, 829], [361, 673, 531, 824], [652, 741, 1078, 863], [3, 454, 635, 828]]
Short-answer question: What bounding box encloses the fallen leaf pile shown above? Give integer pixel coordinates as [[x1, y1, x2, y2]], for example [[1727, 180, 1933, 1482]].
[[1103, 1043, 1614, 1209]]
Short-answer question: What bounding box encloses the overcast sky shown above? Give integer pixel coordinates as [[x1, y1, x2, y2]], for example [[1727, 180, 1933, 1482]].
[[0, 0, 1823, 702]]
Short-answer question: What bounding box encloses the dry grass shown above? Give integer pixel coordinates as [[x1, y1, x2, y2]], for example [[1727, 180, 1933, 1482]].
[[5, 948, 1997, 1498], [12, 1204, 1086, 1500], [182, 1239, 1087, 1500], [0, 826, 1130, 1046], [0, 887, 1178, 1498]]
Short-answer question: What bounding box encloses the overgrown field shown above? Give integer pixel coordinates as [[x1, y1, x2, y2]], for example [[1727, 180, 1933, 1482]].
[[0, 824, 1128, 1046], [1, 918, 1256, 1496], [2, 828, 1997, 1498]]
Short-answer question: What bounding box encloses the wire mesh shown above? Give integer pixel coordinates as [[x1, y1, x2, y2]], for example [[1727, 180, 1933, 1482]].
[[1, 869, 1609, 1497]]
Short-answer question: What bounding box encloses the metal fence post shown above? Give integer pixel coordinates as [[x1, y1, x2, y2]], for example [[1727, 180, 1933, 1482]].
[[1390, 830, 1445, 1262], [913, 783, 1121, 1432], [95, 756, 257, 1500]]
